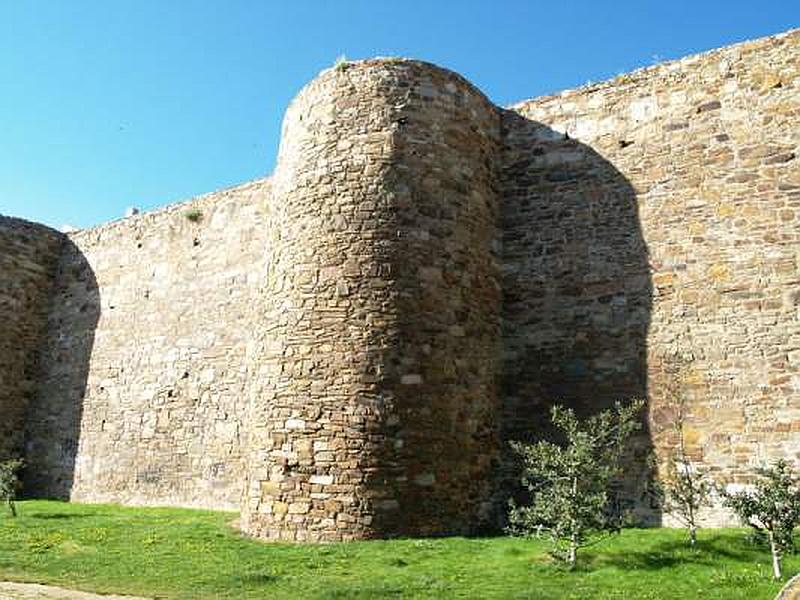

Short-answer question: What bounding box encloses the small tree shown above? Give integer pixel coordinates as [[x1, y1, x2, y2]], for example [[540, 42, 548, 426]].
[[649, 355, 715, 546], [660, 374, 714, 545], [661, 455, 714, 546], [724, 460, 800, 580], [0, 459, 24, 517], [508, 400, 644, 569]]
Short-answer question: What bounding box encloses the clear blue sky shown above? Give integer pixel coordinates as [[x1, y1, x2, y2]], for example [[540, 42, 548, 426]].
[[1, 1, 796, 229]]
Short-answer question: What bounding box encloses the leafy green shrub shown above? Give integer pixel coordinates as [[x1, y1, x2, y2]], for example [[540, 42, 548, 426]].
[[508, 400, 643, 569], [724, 460, 800, 580], [0, 459, 24, 517]]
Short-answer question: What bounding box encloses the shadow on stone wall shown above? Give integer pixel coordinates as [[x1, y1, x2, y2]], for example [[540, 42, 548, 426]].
[[498, 111, 657, 526], [23, 235, 99, 499]]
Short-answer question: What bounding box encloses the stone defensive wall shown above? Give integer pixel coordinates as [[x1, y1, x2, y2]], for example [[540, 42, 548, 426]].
[[0, 29, 797, 540], [0, 218, 63, 462], [502, 30, 799, 525], [23, 179, 271, 510]]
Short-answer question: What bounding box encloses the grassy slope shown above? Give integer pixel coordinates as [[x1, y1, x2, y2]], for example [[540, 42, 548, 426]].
[[0, 501, 796, 599]]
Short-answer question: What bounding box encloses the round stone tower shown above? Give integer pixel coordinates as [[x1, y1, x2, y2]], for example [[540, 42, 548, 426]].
[[241, 59, 502, 541]]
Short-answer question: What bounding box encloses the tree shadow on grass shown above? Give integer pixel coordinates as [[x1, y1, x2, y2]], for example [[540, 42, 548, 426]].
[[29, 512, 100, 521], [228, 571, 280, 586], [325, 588, 407, 599], [587, 535, 765, 572]]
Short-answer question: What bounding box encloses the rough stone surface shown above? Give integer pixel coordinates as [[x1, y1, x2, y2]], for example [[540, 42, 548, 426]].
[[506, 28, 799, 526], [0, 218, 63, 462], [0, 29, 797, 539], [0, 582, 149, 600], [777, 574, 800, 600], [240, 60, 502, 541], [24, 180, 269, 510]]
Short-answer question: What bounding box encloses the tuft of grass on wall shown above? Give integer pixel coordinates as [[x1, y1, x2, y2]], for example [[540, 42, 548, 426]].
[[185, 209, 203, 223], [334, 55, 350, 72]]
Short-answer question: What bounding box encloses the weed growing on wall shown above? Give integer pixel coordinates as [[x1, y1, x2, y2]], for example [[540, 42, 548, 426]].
[[334, 55, 350, 72]]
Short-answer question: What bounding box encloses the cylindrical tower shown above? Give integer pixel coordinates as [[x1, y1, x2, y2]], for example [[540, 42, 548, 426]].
[[241, 59, 502, 541]]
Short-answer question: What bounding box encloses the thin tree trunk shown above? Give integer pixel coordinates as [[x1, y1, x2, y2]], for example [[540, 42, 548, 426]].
[[569, 533, 577, 570], [769, 530, 782, 580], [7, 498, 15, 518], [687, 502, 696, 546], [569, 475, 578, 569]]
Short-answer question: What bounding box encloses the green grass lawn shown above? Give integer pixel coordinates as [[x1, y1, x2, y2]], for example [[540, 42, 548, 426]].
[[0, 501, 797, 599]]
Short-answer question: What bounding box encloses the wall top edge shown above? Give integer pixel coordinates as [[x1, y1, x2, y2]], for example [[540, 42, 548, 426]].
[[310, 56, 497, 105], [6, 27, 796, 236], [64, 176, 272, 240], [507, 27, 799, 111], [0, 215, 65, 240]]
